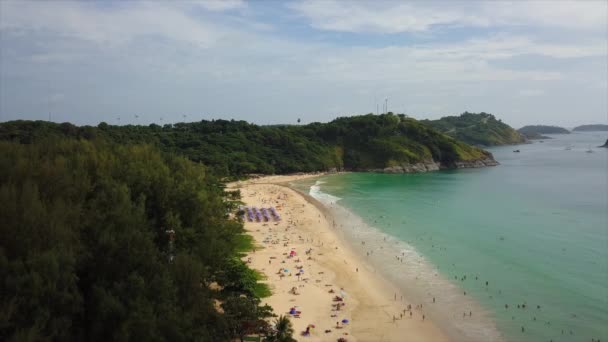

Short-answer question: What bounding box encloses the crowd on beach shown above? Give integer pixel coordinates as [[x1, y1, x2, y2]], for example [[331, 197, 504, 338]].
[[243, 187, 357, 341], [234, 176, 605, 342], [237, 178, 607, 342], [236, 179, 448, 342]]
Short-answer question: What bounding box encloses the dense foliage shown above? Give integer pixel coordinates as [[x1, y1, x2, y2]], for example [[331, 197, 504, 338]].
[[422, 112, 526, 146], [0, 113, 493, 175], [0, 113, 494, 340], [572, 124, 608, 132], [0, 139, 274, 341]]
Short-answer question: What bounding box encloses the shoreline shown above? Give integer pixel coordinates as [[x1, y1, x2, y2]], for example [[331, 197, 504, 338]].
[[232, 174, 448, 342], [300, 179, 502, 342]]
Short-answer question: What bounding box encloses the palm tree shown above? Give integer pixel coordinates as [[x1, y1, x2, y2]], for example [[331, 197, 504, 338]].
[[265, 315, 295, 342]]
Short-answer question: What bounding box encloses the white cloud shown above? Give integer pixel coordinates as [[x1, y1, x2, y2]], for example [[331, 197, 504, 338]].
[[196, 0, 247, 12], [0, 1, 225, 48], [0, 1, 606, 126], [288, 1, 480, 33], [289, 0, 608, 33], [486, 1, 608, 31]]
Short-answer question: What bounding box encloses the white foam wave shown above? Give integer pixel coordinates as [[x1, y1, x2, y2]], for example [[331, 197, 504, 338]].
[[309, 180, 342, 205], [315, 194, 503, 342]]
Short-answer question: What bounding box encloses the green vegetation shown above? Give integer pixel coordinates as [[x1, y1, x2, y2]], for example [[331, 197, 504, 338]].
[[0, 139, 275, 341], [518, 125, 570, 139], [422, 112, 526, 146], [0, 114, 494, 175], [265, 315, 296, 342], [235, 233, 257, 254], [572, 124, 608, 132], [0, 113, 499, 341]]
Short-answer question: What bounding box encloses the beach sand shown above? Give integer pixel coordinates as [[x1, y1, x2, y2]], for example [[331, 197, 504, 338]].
[[231, 174, 449, 342]]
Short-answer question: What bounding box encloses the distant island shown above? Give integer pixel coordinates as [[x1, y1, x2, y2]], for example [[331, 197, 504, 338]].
[[0, 113, 497, 175], [572, 124, 608, 132], [600, 139, 608, 148], [422, 112, 526, 146], [518, 125, 570, 139]]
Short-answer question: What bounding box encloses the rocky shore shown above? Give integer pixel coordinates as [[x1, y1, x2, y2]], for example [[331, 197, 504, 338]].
[[366, 156, 499, 173]]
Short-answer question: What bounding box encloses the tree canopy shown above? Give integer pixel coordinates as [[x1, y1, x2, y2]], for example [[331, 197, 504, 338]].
[[0, 113, 494, 176], [0, 138, 272, 341], [423, 112, 526, 146]]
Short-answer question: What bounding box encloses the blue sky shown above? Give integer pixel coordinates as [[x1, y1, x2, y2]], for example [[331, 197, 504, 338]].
[[1, 0, 606, 127]]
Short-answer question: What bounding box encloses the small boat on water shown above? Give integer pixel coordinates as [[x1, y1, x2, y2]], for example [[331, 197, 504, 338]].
[[513, 149, 520, 153], [586, 145, 594, 153]]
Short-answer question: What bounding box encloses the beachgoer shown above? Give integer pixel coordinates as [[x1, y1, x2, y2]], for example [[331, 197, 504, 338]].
[[433, 297, 435, 303], [422, 314, 425, 321]]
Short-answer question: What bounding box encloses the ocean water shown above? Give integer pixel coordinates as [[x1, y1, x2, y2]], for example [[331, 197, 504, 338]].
[[294, 132, 608, 342]]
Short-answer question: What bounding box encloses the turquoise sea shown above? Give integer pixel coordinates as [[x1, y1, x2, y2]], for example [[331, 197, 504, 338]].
[[294, 132, 607, 342]]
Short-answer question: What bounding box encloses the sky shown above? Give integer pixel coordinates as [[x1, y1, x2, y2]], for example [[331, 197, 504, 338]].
[[0, 0, 607, 128]]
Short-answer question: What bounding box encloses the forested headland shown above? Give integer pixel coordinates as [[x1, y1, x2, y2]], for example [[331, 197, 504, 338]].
[[517, 125, 570, 139], [572, 124, 608, 132], [0, 113, 495, 177], [422, 112, 526, 146]]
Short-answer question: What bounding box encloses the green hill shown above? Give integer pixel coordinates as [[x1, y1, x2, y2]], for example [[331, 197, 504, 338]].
[[518, 125, 570, 139], [0, 113, 496, 175], [572, 124, 608, 132], [422, 112, 525, 146]]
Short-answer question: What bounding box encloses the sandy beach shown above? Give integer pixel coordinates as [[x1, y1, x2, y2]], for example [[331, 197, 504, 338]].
[[231, 174, 449, 342]]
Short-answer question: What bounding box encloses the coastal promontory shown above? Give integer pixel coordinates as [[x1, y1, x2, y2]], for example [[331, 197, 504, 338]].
[[422, 112, 526, 146], [518, 125, 570, 139], [0, 114, 497, 175], [573, 124, 608, 132]]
